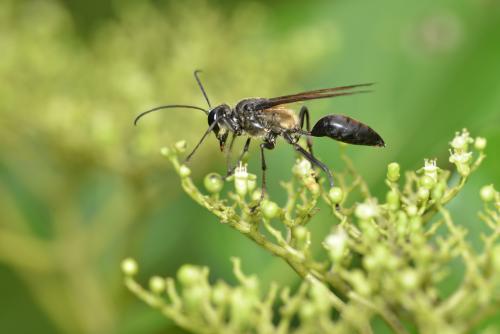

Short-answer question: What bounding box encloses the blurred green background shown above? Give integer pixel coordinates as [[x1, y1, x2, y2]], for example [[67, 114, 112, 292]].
[[0, 0, 499, 333]]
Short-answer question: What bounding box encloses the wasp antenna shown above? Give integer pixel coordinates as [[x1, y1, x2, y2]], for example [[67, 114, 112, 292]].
[[194, 70, 212, 108], [134, 104, 208, 126]]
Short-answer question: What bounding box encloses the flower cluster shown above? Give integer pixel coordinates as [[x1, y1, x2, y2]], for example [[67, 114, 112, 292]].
[[125, 130, 499, 334]]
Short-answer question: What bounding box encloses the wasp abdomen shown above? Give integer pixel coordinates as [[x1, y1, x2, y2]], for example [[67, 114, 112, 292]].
[[311, 114, 385, 147]]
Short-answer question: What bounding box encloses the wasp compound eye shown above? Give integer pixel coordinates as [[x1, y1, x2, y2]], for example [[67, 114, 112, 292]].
[[208, 109, 220, 135]]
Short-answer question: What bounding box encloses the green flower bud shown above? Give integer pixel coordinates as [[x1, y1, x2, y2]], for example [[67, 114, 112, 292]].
[[149, 276, 166, 294], [350, 270, 371, 296], [293, 226, 309, 248], [363, 255, 378, 271], [177, 265, 203, 288], [247, 174, 257, 192], [372, 245, 389, 265], [179, 165, 191, 178], [204, 173, 224, 193], [432, 182, 446, 200], [406, 205, 418, 217], [399, 269, 419, 290], [386, 254, 401, 270], [474, 137, 487, 150], [309, 283, 330, 312], [251, 189, 262, 201], [387, 162, 400, 182], [212, 283, 228, 305], [409, 216, 422, 232], [420, 175, 436, 190], [396, 212, 408, 237], [328, 187, 344, 204], [160, 147, 170, 157], [386, 189, 400, 210], [299, 302, 316, 322], [175, 140, 187, 153], [417, 187, 430, 201], [183, 286, 210, 313], [230, 289, 253, 325], [307, 181, 320, 196], [480, 184, 495, 202], [121, 258, 138, 276], [456, 163, 470, 177], [261, 200, 279, 219]]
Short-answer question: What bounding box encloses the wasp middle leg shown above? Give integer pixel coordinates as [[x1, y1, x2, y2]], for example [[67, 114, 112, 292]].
[[225, 133, 236, 176], [259, 141, 275, 201]]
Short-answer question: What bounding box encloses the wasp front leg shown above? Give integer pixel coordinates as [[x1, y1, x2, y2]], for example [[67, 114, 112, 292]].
[[225, 137, 251, 178]]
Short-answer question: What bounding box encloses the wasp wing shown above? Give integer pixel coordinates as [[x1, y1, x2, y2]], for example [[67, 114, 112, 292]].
[[254, 83, 374, 110]]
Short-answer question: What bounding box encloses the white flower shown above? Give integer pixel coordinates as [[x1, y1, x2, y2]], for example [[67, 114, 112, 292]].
[[293, 158, 312, 177], [449, 151, 472, 164], [423, 159, 439, 181], [450, 128, 473, 151], [234, 162, 249, 196], [355, 199, 379, 220], [323, 228, 347, 260]]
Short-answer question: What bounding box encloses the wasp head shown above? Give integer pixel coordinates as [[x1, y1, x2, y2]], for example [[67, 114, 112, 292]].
[[208, 104, 231, 151]]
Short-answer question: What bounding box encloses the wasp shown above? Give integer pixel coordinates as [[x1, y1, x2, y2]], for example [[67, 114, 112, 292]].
[[135, 71, 385, 201]]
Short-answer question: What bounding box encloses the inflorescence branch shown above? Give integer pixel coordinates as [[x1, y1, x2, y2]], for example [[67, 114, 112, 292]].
[[123, 129, 499, 334]]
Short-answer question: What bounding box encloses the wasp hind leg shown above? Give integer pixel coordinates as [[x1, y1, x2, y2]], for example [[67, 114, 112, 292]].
[[292, 143, 340, 209], [299, 106, 314, 156]]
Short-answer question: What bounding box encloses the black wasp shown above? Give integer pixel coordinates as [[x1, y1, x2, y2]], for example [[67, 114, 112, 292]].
[[135, 71, 385, 201]]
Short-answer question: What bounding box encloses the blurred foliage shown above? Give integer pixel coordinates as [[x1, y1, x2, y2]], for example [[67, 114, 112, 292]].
[[0, 0, 499, 333]]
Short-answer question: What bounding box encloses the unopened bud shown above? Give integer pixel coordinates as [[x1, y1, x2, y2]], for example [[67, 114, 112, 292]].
[[474, 137, 487, 150], [204, 173, 223, 193], [480, 184, 495, 202], [149, 276, 166, 294], [406, 205, 418, 217], [417, 187, 430, 200], [177, 265, 203, 288], [160, 147, 170, 157], [420, 175, 435, 190], [179, 165, 191, 178], [432, 182, 446, 200], [293, 226, 309, 245], [387, 162, 400, 182], [328, 187, 344, 204], [247, 174, 257, 192], [175, 140, 187, 153], [399, 269, 419, 290], [386, 189, 400, 210], [121, 258, 138, 276], [261, 200, 279, 219], [456, 163, 470, 177]]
